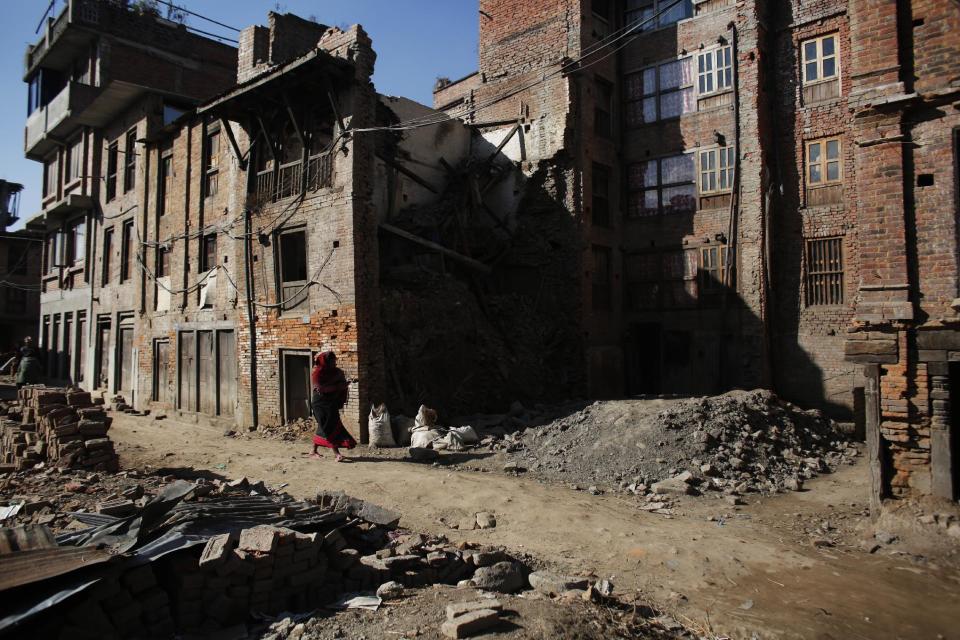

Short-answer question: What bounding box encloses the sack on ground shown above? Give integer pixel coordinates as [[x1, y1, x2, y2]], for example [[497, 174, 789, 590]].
[[413, 405, 438, 431], [410, 428, 441, 449], [368, 403, 396, 447]]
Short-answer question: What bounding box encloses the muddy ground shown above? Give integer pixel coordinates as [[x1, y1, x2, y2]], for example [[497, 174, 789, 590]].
[[111, 409, 960, 640]]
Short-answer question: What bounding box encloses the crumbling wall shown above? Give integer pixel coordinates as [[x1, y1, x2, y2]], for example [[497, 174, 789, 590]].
[[381, 156, 584, 418]]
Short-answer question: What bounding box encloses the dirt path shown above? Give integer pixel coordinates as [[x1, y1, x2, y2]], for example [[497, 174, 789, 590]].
[[111, 414, 960, 640]]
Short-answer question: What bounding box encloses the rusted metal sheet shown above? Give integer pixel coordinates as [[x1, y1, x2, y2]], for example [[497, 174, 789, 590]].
[[0, 546, 113, 592], [0, 524, 57, 555]]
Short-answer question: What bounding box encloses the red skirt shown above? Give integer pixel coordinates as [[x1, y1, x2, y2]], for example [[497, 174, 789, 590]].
[[313, 432, 357, 450]]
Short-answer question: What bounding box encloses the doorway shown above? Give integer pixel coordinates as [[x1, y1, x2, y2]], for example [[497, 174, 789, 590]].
[[627, 322, 661, 395], [153, 339, 170, 404], [96, 317, 111, 389], [117, 325, 133, 397], [282, 351, 312, 423]]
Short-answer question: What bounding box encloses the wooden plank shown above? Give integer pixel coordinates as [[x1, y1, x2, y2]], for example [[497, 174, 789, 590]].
[[380, 223, 492, 274], [219, 118, 247, 170], [217, 330, 236, 417], [376, 153, 439, 194], [118, 327, 133, 394], [179, 332, 195, 411], [198, 331, 215, 416]]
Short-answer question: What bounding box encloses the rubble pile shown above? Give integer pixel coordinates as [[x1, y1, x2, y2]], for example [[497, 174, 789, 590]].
[[0, 386, 118, 472], [255, 418, 314, 442], [4, 464, 592, 639], [506, 389, 856, 497]]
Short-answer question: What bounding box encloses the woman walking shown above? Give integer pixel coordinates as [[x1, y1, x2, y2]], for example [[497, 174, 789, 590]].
[[308, 351, 356, 462]]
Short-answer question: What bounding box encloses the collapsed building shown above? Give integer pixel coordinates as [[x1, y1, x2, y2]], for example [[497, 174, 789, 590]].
[[0, 180, 42, 351], [21, 0, 960, 507]]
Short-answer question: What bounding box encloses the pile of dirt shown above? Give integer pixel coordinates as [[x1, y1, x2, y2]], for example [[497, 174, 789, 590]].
[[506, 389, 856, 496], [255, 418, 314, 442]]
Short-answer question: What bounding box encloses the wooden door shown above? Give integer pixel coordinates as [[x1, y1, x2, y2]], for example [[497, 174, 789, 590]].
[[118, 327, 133, 395], [217, 330, 236, 417], [282, 353, 311, 422], [197, 330, 215, 416], [154, 340, 170, 404], [97, 323, 111, 389], [179, 332, 195, 411]]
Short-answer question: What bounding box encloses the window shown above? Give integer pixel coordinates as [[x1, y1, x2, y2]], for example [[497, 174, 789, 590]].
[[277, 229, 308, 311], [204, 129, 220, 197], [106, 142, 118, 201], [806, 138, 842, 186], [594, 78, 613, 139], [699, 245, 728, 293], [627, 154, 696, 217], [43, 155, 58, 198], [200, 233, 217, 272], [697, 46, 733, 95], [5, 289, 27, 314], [67, 137, 83, 183], [592, 0, 611, 37], [802, 34, 838, 85], [805, 237, 844, 306], [158, 152, 172, 217], [592, 163, 611, 227], [698, 146, 735, 194], [120, 220, 133, 282], [27, 73, 41, 115], [102, 227, 113, 285], [625, 57, 693, 127], [156, 246, 170, 278], [592, 245, 612, 310], [45, 232, 60, 273], [625, 0, 692, 31], [123, 129, 136, 193], [625, 251, 696, 309], [65, 219, 85, 265]]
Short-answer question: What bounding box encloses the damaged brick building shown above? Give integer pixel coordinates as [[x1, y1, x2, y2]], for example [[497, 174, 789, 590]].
[[433, 0, 960, 504], [23, 0, 960, 504]]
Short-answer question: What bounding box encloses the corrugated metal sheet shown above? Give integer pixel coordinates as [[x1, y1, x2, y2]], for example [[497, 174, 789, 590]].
[[0, 546, 112, 592]]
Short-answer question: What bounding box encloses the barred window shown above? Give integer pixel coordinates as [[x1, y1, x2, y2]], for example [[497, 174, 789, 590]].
[[625, 57, 693, 127], [805, 237, 844, 306], [698, 146, 735, 194], [627, 154, 695, 217], [802, 34, 838, 85], [697, 46, 733, 95]]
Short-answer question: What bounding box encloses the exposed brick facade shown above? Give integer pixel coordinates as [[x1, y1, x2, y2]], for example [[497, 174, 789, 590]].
[[436, 0, 960, 504]]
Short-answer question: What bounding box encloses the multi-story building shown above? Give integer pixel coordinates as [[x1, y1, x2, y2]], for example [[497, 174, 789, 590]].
[[26, 0, 235, 388], [24, 0, 960, 505], [0, 180, 42, 356], [434, 0, 960, 505]]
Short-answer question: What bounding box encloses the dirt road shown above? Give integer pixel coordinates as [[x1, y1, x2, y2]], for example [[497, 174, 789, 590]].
[[111, 414, 960, 640]]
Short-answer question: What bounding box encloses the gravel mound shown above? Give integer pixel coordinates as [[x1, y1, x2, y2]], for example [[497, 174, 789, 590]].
[[508, 389, 856, 495]]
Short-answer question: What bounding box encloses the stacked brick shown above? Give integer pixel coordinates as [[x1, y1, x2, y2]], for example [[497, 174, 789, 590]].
[[0, 386, 117, 472], [56, 563, 175, 638]]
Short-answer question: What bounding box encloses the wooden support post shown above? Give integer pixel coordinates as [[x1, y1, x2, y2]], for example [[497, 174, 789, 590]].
[[864, 363, 884, 517], [219, 118, 247, 170], [376, 153, 439, 194]]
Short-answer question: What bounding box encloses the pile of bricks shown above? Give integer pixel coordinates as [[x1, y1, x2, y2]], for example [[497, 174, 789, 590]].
[[56, 563, 175, 638], [0, 386, 117, 472]]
